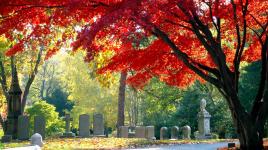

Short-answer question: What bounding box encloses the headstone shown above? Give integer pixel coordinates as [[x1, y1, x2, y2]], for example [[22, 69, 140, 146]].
[[135, 126, 146, 138], [79, 114, 90, 137], [18, 115, 29, 140], [145, 126, 155, 140], [61, 114, 75, 137], [34, 116, 45, 139], [119, 126, 129, 138], [30, 133, 43, 147], [170, 126, 179, 140], [93, 113, 105, 136], [182, 125, 191, 139], [160, 127, 168, 140], [197, 98, 212, 139]]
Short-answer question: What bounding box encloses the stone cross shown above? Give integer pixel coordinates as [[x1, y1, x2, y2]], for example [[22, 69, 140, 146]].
[[63, 114, 73, 133]]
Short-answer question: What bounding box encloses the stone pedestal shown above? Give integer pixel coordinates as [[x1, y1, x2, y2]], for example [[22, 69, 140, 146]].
[[196, 99, 212, 139]]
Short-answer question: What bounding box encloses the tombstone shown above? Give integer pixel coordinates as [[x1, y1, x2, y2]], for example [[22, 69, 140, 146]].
[[135, 126, 146, 138], [170, 126, 179, 140], [79, 114, 90, 137], [34, 116, 45, 139], [197, 98, 212, 139], [145, 126, 155, 140], [160, 127, 168, 140], [30, 133, 44, 147], [61, 114, 75, 137], [182, 125, 191, 139], [18, 115, 29, 140], [93, 113, 105, 136], [119, 126, 129, 138]]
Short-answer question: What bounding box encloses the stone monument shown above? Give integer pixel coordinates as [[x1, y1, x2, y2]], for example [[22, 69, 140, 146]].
[[93, 113, 105, 137], [145, 126, 155, 140], [2, 65, 22, 141], [197, 98, 212, 139], [79, 114, 90, 137], [34, 116, 45, 139], [170, 126, 179, 140], [135, 126, 146, 138], [160, 127, 168, 140], [61, 114, 75, 137], [18, 115, 29, 140], [182, 125, 191, 139], [119, 126, 129, 138]]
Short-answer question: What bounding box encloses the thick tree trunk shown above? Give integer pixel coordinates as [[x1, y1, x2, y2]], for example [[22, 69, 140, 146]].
[[227, 95, 264, 150], [236, 121, 263, 150], [117, 71, 127, 137]]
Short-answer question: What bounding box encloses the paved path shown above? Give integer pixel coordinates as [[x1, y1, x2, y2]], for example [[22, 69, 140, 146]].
[[128, 142, 234, 150]]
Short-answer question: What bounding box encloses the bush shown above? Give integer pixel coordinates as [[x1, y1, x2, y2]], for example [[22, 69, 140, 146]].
[[26, 100, 64, 137], [211, 133, 219, 139]]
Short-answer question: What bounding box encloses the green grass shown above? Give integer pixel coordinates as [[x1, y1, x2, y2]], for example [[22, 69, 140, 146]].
[[1, 138, 237, 150]]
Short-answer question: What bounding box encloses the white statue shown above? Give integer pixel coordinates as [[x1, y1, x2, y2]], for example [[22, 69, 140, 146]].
[[200, 98, 207, 112]]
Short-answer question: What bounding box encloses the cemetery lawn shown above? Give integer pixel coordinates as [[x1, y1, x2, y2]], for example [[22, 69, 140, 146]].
[[1, 138, 237, 150]]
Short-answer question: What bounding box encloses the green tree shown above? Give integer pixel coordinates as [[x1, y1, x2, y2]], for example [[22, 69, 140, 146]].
[[26, 100, 64, 137]]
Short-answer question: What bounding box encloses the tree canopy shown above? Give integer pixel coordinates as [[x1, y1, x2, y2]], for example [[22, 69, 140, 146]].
[[1, 0, 268, 149]]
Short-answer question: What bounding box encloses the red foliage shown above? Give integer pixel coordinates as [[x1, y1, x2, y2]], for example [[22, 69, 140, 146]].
[[0, 0, 267, 88]]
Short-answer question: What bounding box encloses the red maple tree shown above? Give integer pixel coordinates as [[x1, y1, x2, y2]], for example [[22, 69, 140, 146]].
[[1, 0, 268, 149]]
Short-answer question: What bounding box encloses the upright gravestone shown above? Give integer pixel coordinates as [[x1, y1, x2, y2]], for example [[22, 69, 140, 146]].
[[197, 98, 212, 139], [18, 115, 29, 140], [119, 126, 129, 138], [135, 126, 146, 138], [34, 116, 45, 139], [93, 113, 105, 137], [182, 125, 191, 139], [170, 126, 179, 140], [160, 127, 169, 140], [61, 114, 75, 137], [145, 126, 155, 140], [79, 114, 90, 137]]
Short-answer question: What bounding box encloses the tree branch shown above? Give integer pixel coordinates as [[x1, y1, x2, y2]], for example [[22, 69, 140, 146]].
[[0, 56, 9, 100], [251, 36, 268, 119], [21, 46, 43, 112], [152, 26, 222, 88]]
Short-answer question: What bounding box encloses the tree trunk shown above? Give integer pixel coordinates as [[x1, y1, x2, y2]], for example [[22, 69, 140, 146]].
[[227, 95, 264, 150], [117, 71, 127, 137], [236, 122, 263, 149]]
